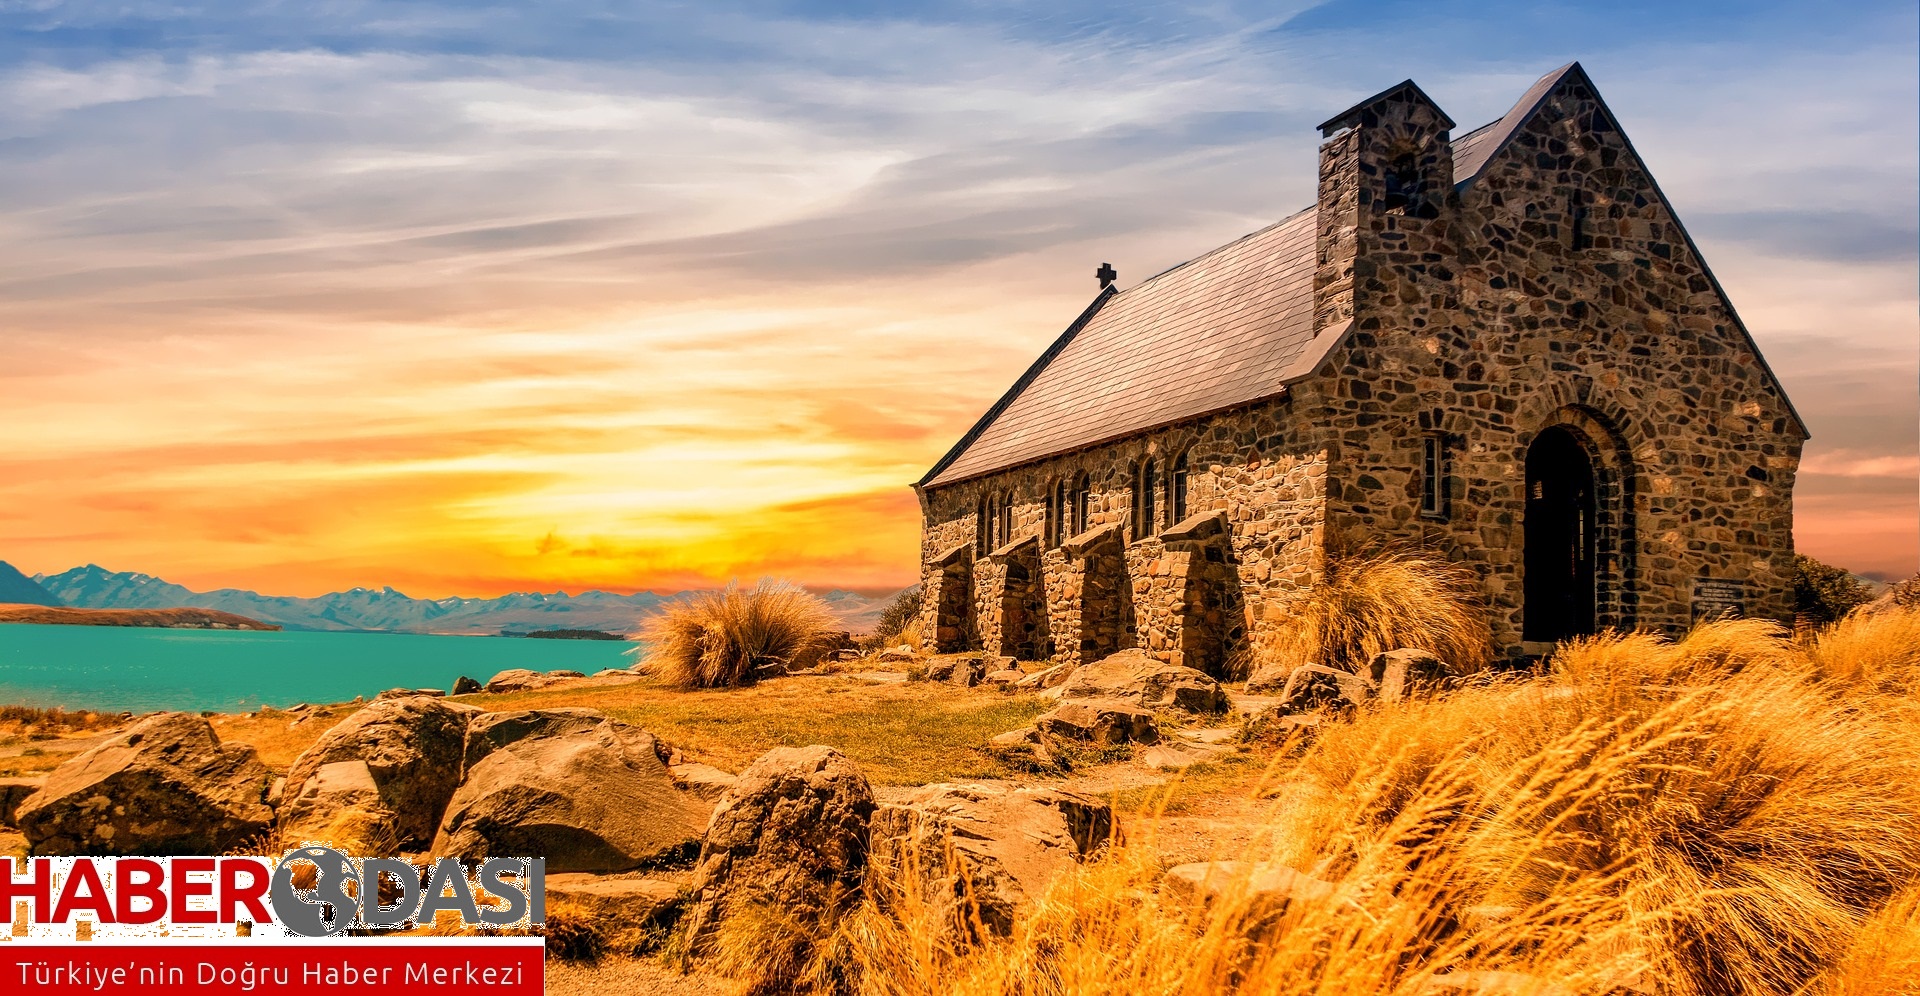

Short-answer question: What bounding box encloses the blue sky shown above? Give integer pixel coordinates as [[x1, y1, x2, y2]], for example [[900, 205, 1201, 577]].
[[0, 0, 1914, 592]]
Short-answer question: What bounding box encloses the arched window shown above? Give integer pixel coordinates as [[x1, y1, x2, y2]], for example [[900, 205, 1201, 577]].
[[1382, 152, 1420, 214], [1131, 460, 1158, 539], [1044, 482, 1060, 547], [1071, 474, 1091, 535], [998, 495, 1013, 549], [1142, 460, 1159, 536], [1171, 451, 1190, 523], [982, 493, 999, 552]]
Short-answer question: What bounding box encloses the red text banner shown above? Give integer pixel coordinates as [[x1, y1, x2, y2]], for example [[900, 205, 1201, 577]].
[[8, 938, 543, 995]]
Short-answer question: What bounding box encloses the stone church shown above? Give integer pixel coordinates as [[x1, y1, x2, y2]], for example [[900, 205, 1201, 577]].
[[912, 63, 1804, 669]]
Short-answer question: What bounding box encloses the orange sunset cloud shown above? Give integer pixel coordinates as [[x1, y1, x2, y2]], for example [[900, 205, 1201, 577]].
[[1, 5, 1914, 596]]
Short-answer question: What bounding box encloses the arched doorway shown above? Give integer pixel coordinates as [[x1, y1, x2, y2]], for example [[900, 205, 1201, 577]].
[[1524, 426, 1598, 642]]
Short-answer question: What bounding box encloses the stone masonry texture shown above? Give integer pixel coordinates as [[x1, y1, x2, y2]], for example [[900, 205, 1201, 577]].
[[914, 66, 1802, 665]]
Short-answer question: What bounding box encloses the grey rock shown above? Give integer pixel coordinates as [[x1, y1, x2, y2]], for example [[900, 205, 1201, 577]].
[[18, 713, 274, 855], [283, 696, 480, 847], [1369, 648, 1449, 702], [484, 668, 546, 693], [434, 709, 707, 874], [870, 783, 1115, 936], [684, 746, 875, 943], [1059, 649, 1227, 712]]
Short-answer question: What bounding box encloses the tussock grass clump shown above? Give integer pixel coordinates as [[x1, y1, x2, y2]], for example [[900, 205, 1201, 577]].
[[1807, 602, 1920, 696], [1256, 550, 1494, 676], [637, 578, 837, 689]]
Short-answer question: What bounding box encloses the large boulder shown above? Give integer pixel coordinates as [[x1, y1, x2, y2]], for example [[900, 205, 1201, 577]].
[[1034, 700, 1159, 745], [282, 697, 479, 848], [451, 675, 482, 695], [948, 657, 990, 688], [683, 746, 875, 942], [984, 728, 1057, 771], [669, 762, 739, 802], [870, 783, 1115, 936], [375, 687, 445, 700], [1059, 650, 1227, 712], [433, 709, 707, 873], [17, 713, 274, 855]]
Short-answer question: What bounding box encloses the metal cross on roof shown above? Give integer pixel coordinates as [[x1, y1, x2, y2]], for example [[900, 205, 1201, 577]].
[[1095, 262, 1117, 288]]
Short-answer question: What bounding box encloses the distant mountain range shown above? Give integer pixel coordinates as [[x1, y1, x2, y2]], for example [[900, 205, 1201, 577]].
[[15, 563, 897, 637]]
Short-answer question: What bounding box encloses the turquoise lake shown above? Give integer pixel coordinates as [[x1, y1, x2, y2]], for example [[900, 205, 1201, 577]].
[[0, 625, 640, 713]]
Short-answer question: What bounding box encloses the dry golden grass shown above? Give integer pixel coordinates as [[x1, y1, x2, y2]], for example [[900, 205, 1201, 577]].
[[638, 579, 839, 688], [1807, 602, 1920, 696], [1254, 550, 1494, 677], [211, 704, 362, 771], [203, 668, 1043, 786], [735, 607, 1920, 996]]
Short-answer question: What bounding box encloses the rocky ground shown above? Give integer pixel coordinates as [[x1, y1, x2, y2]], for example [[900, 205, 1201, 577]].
[[0, 645, 1402, 993]]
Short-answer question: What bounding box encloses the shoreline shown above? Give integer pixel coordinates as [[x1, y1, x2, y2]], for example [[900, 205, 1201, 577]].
[[0, 604, 279, 631]]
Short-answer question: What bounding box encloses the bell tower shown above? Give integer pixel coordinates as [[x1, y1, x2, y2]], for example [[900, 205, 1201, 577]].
[[1313, 79, 1457, 332]]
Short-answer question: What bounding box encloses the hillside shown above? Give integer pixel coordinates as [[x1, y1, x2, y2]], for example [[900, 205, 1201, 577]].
[[0, 605, 280, 630], [31, 564, 898, 636], [0, 562, 59, 607]]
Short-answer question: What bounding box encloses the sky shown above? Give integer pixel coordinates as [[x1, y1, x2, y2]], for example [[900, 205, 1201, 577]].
[[0, 0, 1914, 597]]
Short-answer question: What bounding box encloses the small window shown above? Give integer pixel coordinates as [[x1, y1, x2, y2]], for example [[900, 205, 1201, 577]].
[[999, 497, 1013, 548], [1382, 152, 1420, 215], [976, 497, 990, 555], [1072, 475, 1091, 535], [1171, 451, 1190, 523], [1568, 192, 1590, 250], [1044, 484, 1059, 547], [1421, 435, 1448, 519]]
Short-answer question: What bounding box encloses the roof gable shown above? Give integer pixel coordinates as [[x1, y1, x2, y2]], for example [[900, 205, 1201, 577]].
[[1458, 63, 1809, 438]]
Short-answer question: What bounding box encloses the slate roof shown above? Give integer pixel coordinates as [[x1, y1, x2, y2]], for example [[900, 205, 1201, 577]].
[[919, 63, 1800, 489], [923, 207, 1321, 488]]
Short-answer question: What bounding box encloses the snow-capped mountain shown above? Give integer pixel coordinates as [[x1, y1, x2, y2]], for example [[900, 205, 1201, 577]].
[[31, 564, 897, 636]]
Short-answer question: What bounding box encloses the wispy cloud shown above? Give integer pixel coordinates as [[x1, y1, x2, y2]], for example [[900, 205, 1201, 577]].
[[0, 0, 1913, 592]]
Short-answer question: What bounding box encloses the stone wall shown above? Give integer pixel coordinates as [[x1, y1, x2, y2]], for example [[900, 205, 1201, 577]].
[[1311, 71, 1803, 652], [916, 398, 1329, 669]]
